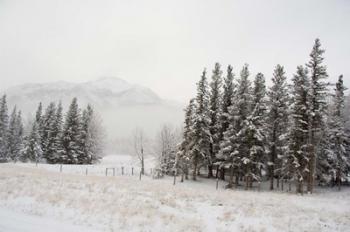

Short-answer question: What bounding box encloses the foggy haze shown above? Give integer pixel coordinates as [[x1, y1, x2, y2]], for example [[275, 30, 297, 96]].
[[0, 0, 349, 103]]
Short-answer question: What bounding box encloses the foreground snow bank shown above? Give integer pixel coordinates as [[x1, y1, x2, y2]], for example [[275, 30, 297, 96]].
[[0, 163, 349, 232], [0, 207, 96, 232]]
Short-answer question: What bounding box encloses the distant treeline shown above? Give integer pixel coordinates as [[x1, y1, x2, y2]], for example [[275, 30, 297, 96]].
[[0, 97, 104, 164]]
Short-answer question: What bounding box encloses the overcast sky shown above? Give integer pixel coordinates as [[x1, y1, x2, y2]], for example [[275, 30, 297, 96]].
[[0, 0, 349, 103]]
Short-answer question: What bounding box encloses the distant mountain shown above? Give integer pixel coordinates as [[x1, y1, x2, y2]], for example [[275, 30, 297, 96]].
[[2, 77, 185, 139]]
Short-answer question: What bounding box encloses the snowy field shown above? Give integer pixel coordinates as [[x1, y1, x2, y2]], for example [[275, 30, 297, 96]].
[[0, 155, 349, 232]]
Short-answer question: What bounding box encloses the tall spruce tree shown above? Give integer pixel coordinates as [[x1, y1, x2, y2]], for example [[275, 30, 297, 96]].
[[208, 62, 223, 178], [324, 75, 349, 189], [219, 65, 235, 141], [220, 64, 252, 187], [191, 69, 211, 180], [80, 105, 94, 164], [178, 98, 196, 180], [52, 101, 64, 163], [23, 121, 42, 163], [240, 72, 266, 189], [61, 98, 83, 164], [0, 95, 9, 161], [290, 66, 310, 194], [7, 107, 24, 161], [306, 38, 329, 193], [41, 102, 57, 163], [267, 65, 290, 190], [217, 65, 235, 180]]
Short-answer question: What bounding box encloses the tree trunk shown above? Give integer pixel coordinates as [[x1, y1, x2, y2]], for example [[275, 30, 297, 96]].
[[141, 156, 145, 175], [245, 175, 249, 190], [228, 166, 234, 188], [193, 162, 197, 181], [337, 168, 341, 191], [288, 178, 292, 192], [270, 177, 274, 191], [220, 168, 225, 180], [208, 165, 213, 178]]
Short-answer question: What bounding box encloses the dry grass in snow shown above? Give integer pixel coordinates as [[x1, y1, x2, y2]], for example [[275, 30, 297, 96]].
[[0, 163, 349, 232]]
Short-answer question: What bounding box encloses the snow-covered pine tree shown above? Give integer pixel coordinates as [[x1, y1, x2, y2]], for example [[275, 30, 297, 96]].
[[191, 69, 211, 180], [219, 65, 235, 141], [219, 64, 252, 187], [79, 105, 93, 164], [23, 121, 42, 163], [41, 102, 57, 163], [267, 65, 290, 190], [289, 66, 310, 194], [7, 107, 24, 161], [87, 109, 105, 163], [61, 98, 83, 164], [52, 101, 64, 163], [0, 95, 9, 161], [217, 65, 235, 180], [177, 98, 196, 180], [80, 105, 104, 164], [208, 62, 223, 178], [306, 38, 329, 193], [35, 102, 43, 130], [324, 75, 349, 190], [7, 107, 17, 161], [240, 72, 267, 189]]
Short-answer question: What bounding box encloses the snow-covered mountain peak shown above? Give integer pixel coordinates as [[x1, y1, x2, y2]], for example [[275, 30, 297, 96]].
[[84, 77, 132, 94], [1, 77, 184, 137]]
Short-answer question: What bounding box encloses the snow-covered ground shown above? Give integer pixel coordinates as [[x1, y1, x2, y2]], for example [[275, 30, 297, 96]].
[[0, 155, 349, 232]]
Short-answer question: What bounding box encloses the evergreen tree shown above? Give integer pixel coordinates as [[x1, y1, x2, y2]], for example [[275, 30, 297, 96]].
[[79, 105, 93, 163], [23, 121, 42, 163], [217, 65, 235, 180], [219, 65, 235, 141], [177, 98, 196, 180], [267, 65, 290, 190], [220, 64, 252, 187], [0, 95, 9, 161], [35, 102, 43, 129], [289, 66, 310, 194], [61, 98, 83, 164], [52, 101, 64, 163], [306, 38, 329, 193], [324, 75, 349, 189], [240, 72, 267, 189], [208, 62, 223, 178], [7, 107, 24, 161], [191, 69, 211, 180], [41, 102, 57, 163]]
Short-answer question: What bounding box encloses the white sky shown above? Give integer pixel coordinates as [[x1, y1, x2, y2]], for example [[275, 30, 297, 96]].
[[0, 0, 349, 103]]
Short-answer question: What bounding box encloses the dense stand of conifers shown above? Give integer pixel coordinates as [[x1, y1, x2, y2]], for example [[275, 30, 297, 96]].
[[0, 97, 102, 164], [174, 39, 349, 193]]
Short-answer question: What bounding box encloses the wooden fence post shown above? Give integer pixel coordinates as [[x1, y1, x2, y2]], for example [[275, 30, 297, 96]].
[[105, 168, 108, 176], [122, 167, 124, 175], [132, 167, 134, 176], [216, 178, 219, 190], [86, 168, 88, 176], [60, 164, 62, 173], [139, 171, 142, 180]]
